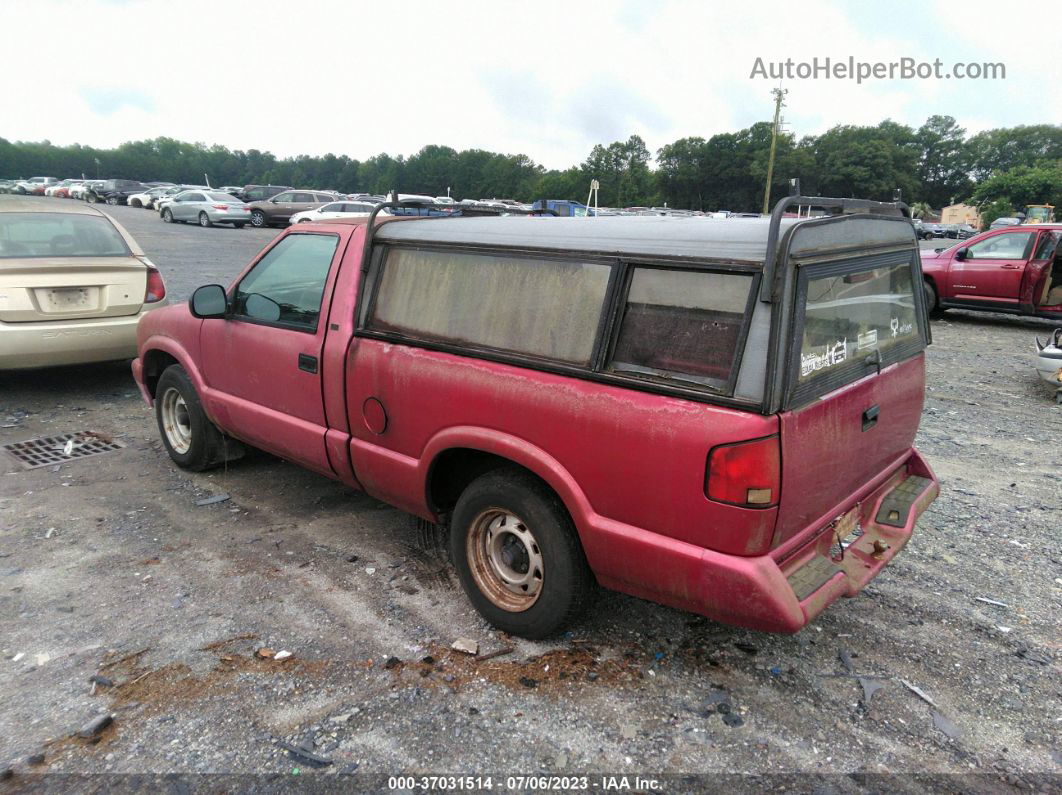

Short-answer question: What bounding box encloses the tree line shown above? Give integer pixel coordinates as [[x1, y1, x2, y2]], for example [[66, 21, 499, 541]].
[[1, 117, 1058, 215]]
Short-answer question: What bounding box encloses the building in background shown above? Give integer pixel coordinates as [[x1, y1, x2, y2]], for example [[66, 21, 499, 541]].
[[940, 203, 981, 228]]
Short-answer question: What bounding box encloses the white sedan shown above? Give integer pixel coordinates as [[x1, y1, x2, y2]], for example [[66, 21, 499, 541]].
[[289, 200, 387, 224], [128, 187, 177, 209], [70, 181, 102, 200]]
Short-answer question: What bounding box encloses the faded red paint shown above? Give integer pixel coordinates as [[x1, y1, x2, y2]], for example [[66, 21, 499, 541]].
[[133, 218, 940, 633]]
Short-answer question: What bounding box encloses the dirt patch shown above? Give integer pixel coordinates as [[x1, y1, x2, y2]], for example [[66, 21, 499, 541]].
[[383, 644, 645, 694]]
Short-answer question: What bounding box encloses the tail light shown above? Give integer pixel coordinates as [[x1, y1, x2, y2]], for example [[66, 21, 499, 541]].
[[144, 267, 166, 304], [212, 204, 228, 210], [706, 435, 780, 508]]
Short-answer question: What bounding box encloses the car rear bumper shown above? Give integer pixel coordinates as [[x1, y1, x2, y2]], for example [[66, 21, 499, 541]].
[[0, 313, 144, 369], [587, 448, 939, 633]]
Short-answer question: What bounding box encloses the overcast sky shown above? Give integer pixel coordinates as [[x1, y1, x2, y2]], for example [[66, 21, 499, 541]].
[[3, 0, 1057, 169]]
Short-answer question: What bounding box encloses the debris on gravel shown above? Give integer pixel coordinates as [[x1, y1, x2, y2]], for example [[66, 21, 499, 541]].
[[451, 638, 479, 655], [77, 713, 113, 739]]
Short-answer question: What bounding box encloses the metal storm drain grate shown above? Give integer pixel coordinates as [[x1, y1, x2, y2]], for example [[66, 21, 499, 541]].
[[2, 431, 125, 470]]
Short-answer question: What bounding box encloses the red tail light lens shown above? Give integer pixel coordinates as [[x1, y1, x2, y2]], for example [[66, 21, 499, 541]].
[[706, 435, 780, 507], [144, 267, 166, 304], [212, 204, 228, 210]]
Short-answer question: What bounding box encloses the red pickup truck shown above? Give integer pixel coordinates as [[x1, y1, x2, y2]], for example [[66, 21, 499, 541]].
[[133, 198, 939, 638], [920, 224, 1062, 318]]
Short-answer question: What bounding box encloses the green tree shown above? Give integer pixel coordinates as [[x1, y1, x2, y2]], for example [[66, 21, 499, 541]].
[[977, 198, 1014, 230], [805, 121, 920, 201], [916, 115, 970, 208], [581, 135, 654, 207], [970, 162, 1062, 209], [967, 125, 1062, 182], [656, 136, 711, 210], [909, 201, 933, 219]]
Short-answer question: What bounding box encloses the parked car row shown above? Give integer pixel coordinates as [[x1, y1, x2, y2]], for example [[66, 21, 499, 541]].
[[917, 221, 977, 240]]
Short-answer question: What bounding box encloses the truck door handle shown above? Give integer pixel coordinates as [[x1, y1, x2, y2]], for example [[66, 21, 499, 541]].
[[298, 353, 318, 374], [862, 404, 879, 432]]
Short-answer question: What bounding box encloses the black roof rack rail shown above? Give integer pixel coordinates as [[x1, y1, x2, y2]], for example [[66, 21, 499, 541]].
[[360, 200, 557, 273], [760, 195, 910, 302]]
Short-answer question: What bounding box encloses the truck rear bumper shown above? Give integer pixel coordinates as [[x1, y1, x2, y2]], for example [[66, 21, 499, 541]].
[[588, 449, 938, 633]]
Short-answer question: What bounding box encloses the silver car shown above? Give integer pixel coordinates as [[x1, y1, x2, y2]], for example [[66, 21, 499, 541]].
[[160, 191, 251, 228]]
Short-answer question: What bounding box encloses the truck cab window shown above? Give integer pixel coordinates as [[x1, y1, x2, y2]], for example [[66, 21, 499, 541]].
[[233, 234, 338, 331]]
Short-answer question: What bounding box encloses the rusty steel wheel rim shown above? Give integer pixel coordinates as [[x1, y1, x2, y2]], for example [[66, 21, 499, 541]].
[[467, 509, 543, 612], [160, 387, 192, 455]]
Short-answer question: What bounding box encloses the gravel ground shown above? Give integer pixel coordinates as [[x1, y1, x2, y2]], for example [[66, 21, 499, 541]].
[[0, 201, 1059, 791]]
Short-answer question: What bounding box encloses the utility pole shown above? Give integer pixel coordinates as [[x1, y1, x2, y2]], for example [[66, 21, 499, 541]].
[[761, 86, 787, 216]]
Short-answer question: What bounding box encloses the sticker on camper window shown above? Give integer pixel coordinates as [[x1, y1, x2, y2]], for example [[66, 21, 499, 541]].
[[857, 329, 879, 350], [800, 338, 848, 377], [889, 317, 914, 338]]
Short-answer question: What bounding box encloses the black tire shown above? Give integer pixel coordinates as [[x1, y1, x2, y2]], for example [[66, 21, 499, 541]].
[[154, 365, 236, 471], [106, 196, 119, 205], [924, 279, 945, 318], [161, 208, 173, 223], [130, 199, 141, 208], [250, 210, 266, 228], [198, 212, 212, 228], [233, 222, 245, 229], [449, 468, 593, 639]]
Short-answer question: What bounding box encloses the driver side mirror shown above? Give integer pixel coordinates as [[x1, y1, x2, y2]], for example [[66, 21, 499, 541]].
[[955, 248, 968, 261], [190, 284, 228, 319]]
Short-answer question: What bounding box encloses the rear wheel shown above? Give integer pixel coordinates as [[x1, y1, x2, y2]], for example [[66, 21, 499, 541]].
[[161, 208, 173, 223], [155, 365, 237, 471], [250, 210, 266, 228], [106, 197, 119, 205], [198, 212, 212, 228], [449, 468, 593, 639]]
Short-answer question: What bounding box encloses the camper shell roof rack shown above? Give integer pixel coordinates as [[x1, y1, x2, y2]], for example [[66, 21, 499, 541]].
[[762, 195, 910, 301]]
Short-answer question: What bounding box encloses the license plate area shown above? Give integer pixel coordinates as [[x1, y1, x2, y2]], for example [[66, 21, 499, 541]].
[[827, 505, 864, 561], [37, 287, 98, 313]]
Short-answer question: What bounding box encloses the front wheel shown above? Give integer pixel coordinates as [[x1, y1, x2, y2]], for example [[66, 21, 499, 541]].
[[449, 468, 593, 639], [161, 208, 173, 223], [250, 210, 266, 228], [198, 212, 212, 228], [106, 197, 119, 205], [155, 365, 238, 471]]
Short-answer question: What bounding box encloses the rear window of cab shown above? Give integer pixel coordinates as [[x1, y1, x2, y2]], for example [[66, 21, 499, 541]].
[[363, 246, 757, 395]]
